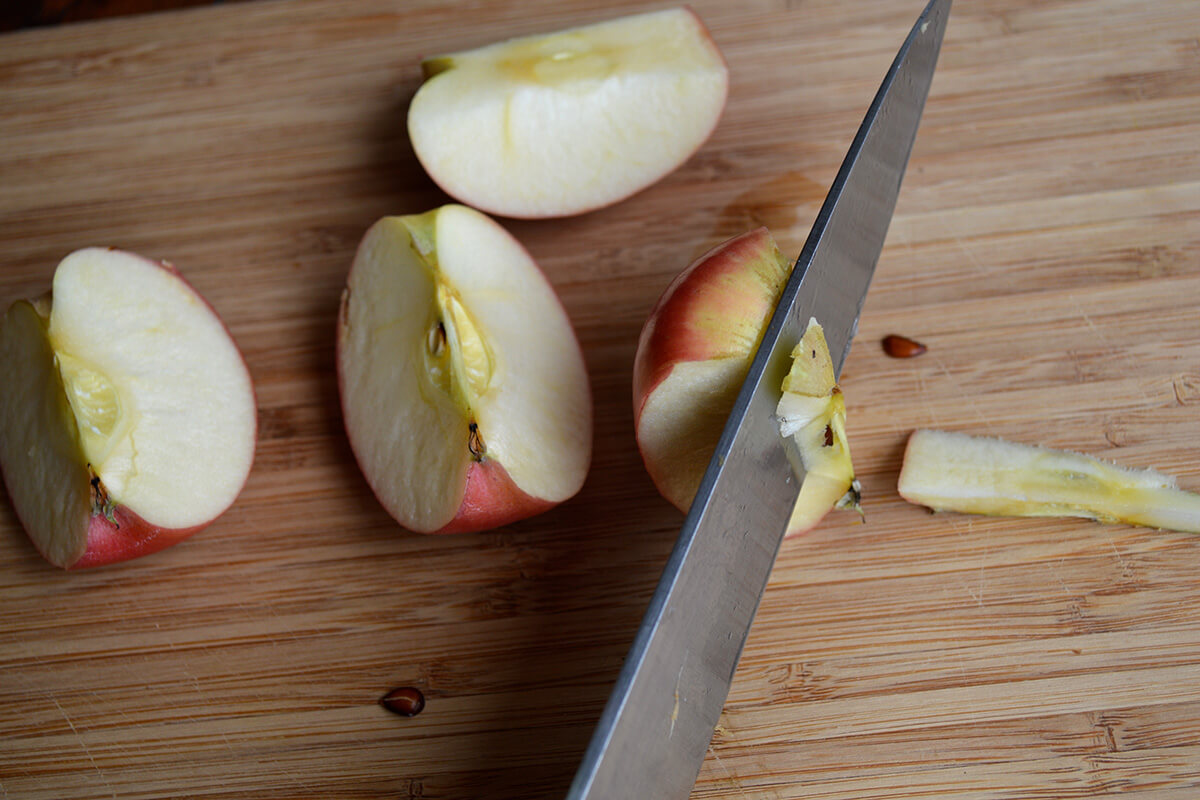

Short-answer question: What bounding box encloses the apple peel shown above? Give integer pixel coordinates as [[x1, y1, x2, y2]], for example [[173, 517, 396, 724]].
[[898, 429, 1200, 534], [776, 318, 863, 536]]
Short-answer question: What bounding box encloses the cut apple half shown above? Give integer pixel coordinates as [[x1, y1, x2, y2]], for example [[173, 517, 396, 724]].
[[899, 429, 1200, 534], [407, 7, 729, 219], [0, 248, 257, 569], [337, 204, 592, 534], [633, 228, 861, 537]]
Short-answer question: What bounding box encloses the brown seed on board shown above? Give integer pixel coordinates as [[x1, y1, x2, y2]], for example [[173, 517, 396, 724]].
[[882, 334, 927, 358], [381, 686, 426, 717]]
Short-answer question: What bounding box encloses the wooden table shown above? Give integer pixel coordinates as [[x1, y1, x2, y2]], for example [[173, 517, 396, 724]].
[[2, 0, 1199, 797], [1, 1, 228, 33]]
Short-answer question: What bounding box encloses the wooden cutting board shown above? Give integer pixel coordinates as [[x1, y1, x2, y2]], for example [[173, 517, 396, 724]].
[[2, 0, 1199, 797]]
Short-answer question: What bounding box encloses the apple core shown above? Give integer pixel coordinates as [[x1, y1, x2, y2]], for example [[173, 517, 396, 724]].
[[53, 351, 131, 472], [498, 35, 615, 85], [435, 283, 493, 411]]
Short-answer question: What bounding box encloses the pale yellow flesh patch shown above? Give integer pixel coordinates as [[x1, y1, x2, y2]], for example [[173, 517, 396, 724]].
[[408, 7, 728, 217], [775, 318, 861, 535], [0, 301, 92, 567], [46, 248, 256, 530], [899, 429, 1200, 533]]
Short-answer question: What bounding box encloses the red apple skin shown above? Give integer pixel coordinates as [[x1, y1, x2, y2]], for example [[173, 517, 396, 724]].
[[433, 459, 555, 535], [0, 471, 210, 570], [632, 227, 791, 511], [633, 228, 787, 411], [73, 508, 205, 570], [0, 249, 257, 570]]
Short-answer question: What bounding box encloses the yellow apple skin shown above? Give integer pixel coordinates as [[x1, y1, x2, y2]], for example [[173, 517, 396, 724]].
[[632, 228, 792, 510]]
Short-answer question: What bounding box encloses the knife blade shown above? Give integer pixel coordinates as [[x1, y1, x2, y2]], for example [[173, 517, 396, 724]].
[[565, 1, 950, 798]]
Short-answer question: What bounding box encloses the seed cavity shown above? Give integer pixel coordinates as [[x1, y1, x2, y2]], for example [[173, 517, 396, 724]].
[[427, 321, 447, 357], [55, 352, 135, 475]]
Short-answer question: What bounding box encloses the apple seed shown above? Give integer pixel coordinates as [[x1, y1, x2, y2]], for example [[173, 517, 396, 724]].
[[380, 686, 426, 717], [427, 321, 447, 357], [882, 334, 927, 358]]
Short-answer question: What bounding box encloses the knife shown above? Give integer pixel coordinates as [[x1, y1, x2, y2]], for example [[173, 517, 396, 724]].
[[564, 1, 950, 797]]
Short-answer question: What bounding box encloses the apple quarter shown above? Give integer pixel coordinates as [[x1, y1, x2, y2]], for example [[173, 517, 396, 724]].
[[337, 204, 592, 534], [0, 248, 257, 568], [407, 7, 730, 219]]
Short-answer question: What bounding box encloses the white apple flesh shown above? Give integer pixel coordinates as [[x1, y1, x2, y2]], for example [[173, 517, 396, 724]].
[[407, 7, 729, 219], [0, 248, 257, 569], [337, 204, 592, 534]]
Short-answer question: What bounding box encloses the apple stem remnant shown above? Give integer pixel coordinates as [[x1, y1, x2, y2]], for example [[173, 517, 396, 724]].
[[898, 429, 1200, 534], [88, 466, 118, 524], [468, 422, 486, 461]]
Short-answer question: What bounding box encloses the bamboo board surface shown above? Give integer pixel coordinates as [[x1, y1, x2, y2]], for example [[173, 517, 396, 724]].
[[2, 0, 1200, 797]]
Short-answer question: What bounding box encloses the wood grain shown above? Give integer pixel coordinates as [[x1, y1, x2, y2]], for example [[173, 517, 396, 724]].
[[1, 0, 1199, 797]]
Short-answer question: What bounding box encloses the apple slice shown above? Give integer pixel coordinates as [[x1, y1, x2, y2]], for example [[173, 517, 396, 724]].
[[337, 204, 592, 534], [776, 318, 862, 534], [0, 248, 257, 569], [407, 7, 729, 219], [633, 228, 861, 536], [899, 429, 1200, 533]]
